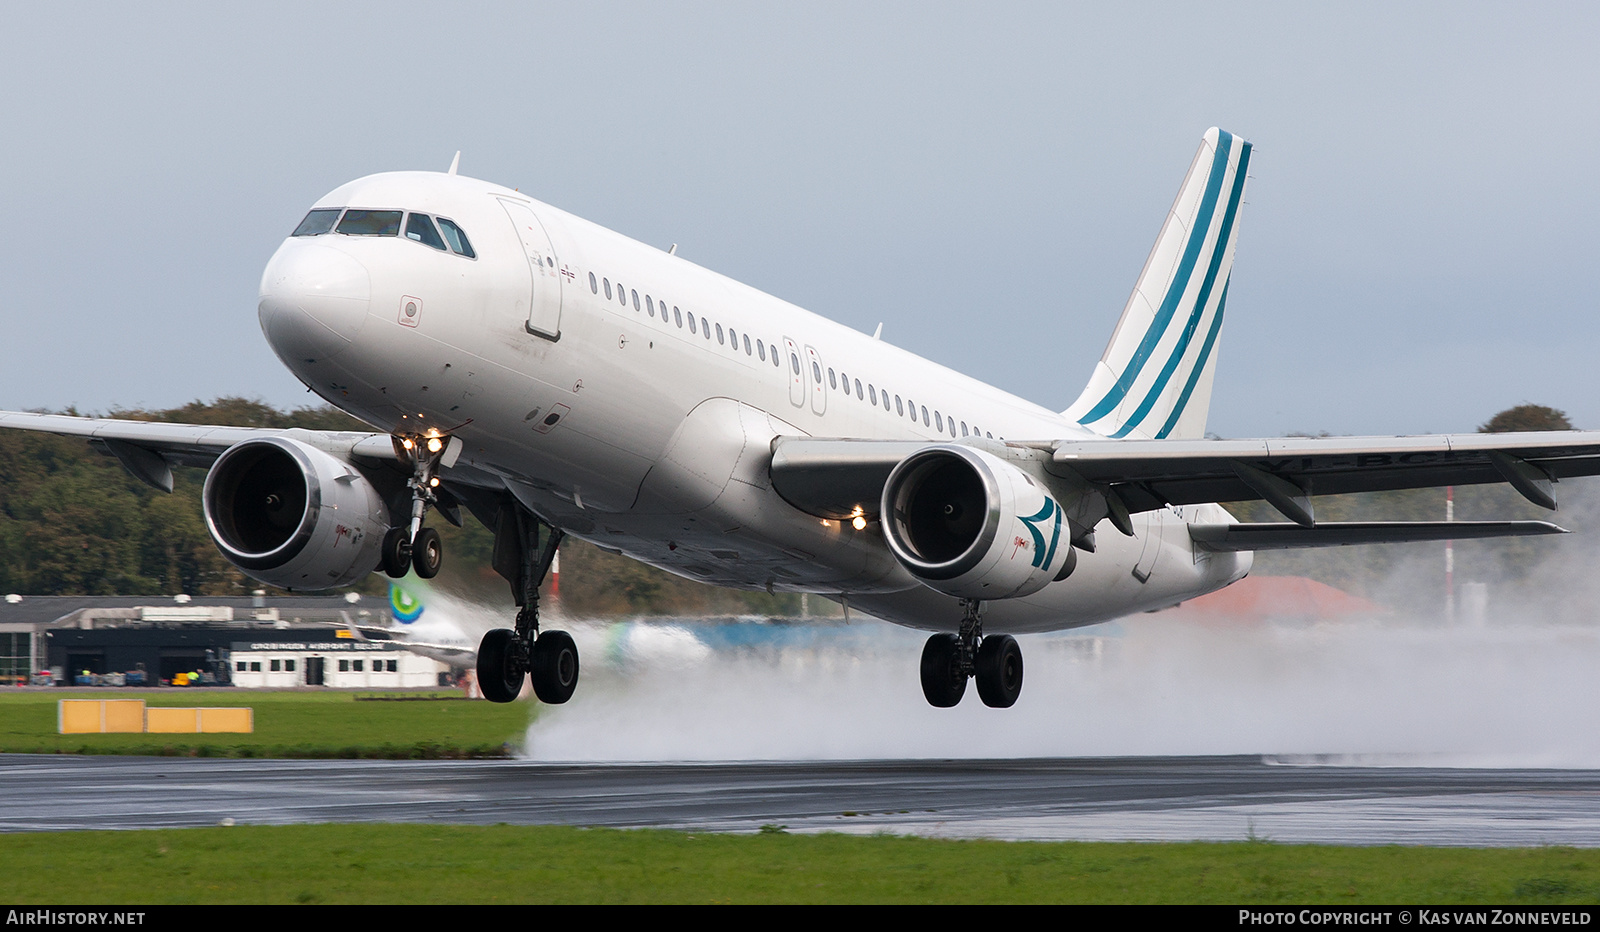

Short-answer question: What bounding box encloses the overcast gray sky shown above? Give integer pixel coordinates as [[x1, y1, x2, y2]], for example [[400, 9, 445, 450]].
[[2, 2, 1596, 438]]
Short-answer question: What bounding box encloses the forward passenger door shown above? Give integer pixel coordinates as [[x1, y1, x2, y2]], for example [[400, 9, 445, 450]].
[[499, 199, 563, 340]]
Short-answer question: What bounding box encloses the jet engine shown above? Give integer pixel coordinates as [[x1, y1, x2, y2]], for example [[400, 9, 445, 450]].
[[881, 445, 1074, 600], [202, 436, 390, 589]]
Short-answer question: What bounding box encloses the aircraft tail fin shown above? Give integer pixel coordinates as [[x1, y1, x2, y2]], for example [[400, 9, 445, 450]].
[[1063, 127, 1251, 440]]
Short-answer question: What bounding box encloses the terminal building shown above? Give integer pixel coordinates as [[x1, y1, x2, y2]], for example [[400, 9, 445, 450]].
[[0, 592, 456, 688]]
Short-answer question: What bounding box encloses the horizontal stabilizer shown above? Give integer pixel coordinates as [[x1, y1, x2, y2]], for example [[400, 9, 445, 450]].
[[1189, 520, 1566, 552]]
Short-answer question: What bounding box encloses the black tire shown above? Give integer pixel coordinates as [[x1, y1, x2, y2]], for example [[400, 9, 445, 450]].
[[974, 634, 1023, 708], [477, 628, 524, 703], [381, 527, 412, 579], [919, 633, 966, 708], [411, 527, 443, 579], [530, 630, 579, 704]]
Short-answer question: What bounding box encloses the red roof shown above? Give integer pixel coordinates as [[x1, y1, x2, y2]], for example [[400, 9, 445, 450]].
[[1168, 575, 1384, 623]]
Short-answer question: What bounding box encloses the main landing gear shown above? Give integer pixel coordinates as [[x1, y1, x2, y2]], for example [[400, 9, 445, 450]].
[[919, 599, 1023, 709], [381, 431, 453, 580], [476, 506, 578, 705]]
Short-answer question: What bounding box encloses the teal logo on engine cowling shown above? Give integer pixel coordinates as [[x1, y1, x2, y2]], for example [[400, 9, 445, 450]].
[[1017, 497, 1063, 571]]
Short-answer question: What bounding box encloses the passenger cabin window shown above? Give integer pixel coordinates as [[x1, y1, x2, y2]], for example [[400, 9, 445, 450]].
[[828, 368, 837, 389], [589, 272, 598, 293], [688, 313, 697, 334], [435, 218, 476, 258], [337, 209, 402, 236], [292, 208, 340, 236], [405, 213, 447, 250], [674, 307, 683, 328], [758, 339, 766, 361], [603, 279, 612, 300], [743, 334, 752, 355]]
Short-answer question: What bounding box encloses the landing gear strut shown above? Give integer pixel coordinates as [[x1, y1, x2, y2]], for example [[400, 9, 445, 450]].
[[383, 431, 455, 579], [476, 504, 578, 704], [919, 599, 1023, 709]]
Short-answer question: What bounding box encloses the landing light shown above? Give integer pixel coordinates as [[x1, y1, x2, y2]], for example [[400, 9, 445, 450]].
[[426, 437, 443, 453], [848, 504, 866, 530], [429, 477, 440, 488], [401, 438, 414, 450]]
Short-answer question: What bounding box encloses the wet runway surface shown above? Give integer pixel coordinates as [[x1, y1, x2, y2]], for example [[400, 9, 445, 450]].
[[6, 753, 1600, 845]]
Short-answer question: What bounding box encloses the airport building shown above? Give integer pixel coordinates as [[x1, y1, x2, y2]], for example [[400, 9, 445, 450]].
[[0, 592, 454, 688]]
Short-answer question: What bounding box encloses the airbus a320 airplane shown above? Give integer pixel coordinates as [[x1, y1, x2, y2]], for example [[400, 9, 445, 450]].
[[5, 128, 1594, 708]]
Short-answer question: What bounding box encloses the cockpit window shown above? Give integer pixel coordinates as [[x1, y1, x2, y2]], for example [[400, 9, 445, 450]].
[[405, 213, 447, 251], [336, 209, 403, 236], [292, 208, 341, 237], [435, 217, 476, 258]]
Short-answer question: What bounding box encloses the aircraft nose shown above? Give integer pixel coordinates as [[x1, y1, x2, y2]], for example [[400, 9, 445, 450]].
[[258, 241, 372, 362]]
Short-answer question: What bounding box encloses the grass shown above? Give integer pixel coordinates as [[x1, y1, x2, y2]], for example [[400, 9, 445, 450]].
[[5, 824, 1600, 904], [0, 689, 532, 758]]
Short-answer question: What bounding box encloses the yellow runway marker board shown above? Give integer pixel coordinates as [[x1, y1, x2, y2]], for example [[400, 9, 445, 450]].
[[58, 699, 146, 734]]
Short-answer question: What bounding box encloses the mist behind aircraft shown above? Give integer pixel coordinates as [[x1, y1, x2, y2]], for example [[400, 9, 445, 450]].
[[520, 611, 1600, 765]]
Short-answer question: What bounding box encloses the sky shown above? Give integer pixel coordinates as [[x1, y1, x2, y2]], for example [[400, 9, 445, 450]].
[[1, 2, 1596, 438]]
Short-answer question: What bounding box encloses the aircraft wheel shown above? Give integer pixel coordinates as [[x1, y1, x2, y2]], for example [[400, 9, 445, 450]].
[[975, 634, 1023, 708], [919, 633, 966, 708], [412, 527, 443, 579], [381, 527, 412, 578], [477, 628, 524, 703], [530, 630, 580, 704]]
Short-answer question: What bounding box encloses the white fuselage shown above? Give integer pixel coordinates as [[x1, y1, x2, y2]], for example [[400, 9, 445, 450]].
[[258, 171, 1249, 634]]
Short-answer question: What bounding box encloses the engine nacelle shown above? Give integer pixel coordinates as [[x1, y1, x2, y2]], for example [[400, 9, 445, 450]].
[[203, 436, 390, 590], [881, 445, 1073, 600]]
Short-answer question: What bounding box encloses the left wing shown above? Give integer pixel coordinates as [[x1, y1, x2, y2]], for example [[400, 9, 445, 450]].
[[1049, 430, 1600, 521], [771, 431, 1599, 548]]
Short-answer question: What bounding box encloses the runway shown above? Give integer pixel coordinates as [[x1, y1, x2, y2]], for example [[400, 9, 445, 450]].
[[6, 753, 1600, 846]]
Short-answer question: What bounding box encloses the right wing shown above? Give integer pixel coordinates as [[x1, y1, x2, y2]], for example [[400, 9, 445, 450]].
[[0, 410, 399, 491]]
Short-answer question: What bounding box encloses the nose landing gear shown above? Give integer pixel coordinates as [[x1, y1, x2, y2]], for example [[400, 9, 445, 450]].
[[918, 599, 1024, 709], [382, 431, 459, 579], [475, 503, 578, 704]]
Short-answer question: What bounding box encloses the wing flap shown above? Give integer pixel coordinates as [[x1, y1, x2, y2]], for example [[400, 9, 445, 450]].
[[1189, 520, 1567, 552]]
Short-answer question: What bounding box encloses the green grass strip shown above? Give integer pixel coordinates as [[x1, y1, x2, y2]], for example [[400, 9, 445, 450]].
[[6, 824, 1600, 904], [0, 690, 531, 758]]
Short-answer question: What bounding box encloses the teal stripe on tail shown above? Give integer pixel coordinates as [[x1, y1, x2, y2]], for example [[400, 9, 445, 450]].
[[1064, 128, 1251, 441]]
